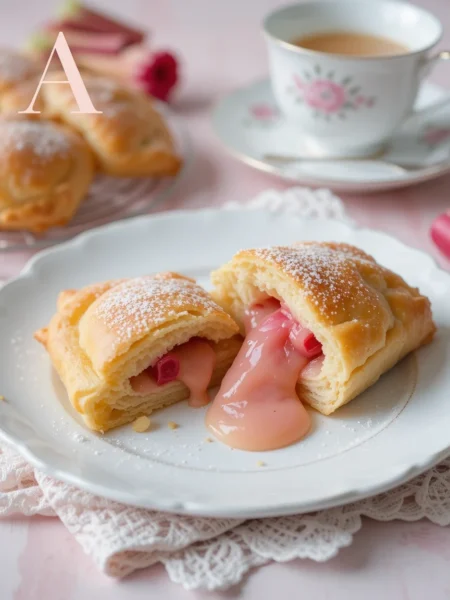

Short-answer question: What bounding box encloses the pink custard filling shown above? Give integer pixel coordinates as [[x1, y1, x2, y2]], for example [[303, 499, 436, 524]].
[[206, 299, 323, 451], [129, 338, 216, 407]]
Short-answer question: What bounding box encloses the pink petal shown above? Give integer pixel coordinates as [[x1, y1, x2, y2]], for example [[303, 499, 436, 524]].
[[430, 212, 450, 259]]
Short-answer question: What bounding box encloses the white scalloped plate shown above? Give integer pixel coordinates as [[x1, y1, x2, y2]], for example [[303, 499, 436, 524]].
[[0, 209, 449, 517]]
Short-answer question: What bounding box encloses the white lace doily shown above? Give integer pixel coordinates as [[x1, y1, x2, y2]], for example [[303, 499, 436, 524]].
[[1, 186, 449, 591]]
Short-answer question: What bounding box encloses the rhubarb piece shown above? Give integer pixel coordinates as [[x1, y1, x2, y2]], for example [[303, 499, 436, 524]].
[[430, 211, 450, 259], [289, 322, 322, 358], [154, 353, 180, 385], [43, 27, 132, 54], [129, 353, 180, 392], [74, 44, 151, 82], [130, 338, 216, 405], [59, 1, 145, 44], [246, 300, 323, 358]]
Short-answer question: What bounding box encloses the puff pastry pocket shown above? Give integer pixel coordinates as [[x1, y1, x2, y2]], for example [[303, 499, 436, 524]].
[[0, 119, 94, 232], [208, 242, 435, 451], [0, 79, 47, 119], [42, 74, 182, 177], [35, 273, 242, 432], [0, 50, 40, 93]]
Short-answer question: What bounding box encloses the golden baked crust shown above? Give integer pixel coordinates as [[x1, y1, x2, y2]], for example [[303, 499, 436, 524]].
[[0, 119, 95, 232], [0, 79, 47, 118], [42, 74, 182, 177], [211, 242, 436, 415], [0, 50, 40, 93], [35, 273, 241, 432]]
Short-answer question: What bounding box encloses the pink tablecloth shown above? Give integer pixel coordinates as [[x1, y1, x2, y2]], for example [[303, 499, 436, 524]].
[[1, 0, 450, 599]]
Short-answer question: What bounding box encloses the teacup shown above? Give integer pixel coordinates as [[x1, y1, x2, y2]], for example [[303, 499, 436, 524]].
[[263, 0, 449, 158]]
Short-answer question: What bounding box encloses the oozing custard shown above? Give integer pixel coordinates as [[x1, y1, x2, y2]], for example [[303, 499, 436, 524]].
[[206, 299, 323, 451], [130, 338, 216, 407]]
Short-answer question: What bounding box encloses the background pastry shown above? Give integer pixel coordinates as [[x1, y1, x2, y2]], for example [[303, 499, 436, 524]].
[[0, 118, 94, 232], [208, 242, 435, 450], [35, 273, 242, 432], [0, 78, 46, 118], [0, 49, 40, 93], [42, 73, 182, 177]]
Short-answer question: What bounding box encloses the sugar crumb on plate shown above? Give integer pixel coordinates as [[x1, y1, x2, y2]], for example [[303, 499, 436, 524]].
[[133, 416, 151, 433], [168, 421, 179, 430]]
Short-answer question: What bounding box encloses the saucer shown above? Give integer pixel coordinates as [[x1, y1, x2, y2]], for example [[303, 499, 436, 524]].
[[212, 79, 450, 193]]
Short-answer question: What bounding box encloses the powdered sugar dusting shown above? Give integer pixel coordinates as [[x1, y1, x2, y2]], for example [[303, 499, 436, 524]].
[[0, 121, 71, 159], [62, 76, 123, 115], [94, 276, 221, 346], [0, 51, 37, 85], [86, 79, 122, 109], [253, 243, 379, 319]]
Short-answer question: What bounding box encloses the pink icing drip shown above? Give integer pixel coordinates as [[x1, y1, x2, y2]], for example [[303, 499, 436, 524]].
[[206, 300, 323, 451], [129, 338, 216, 407], [243, 297, 280, 332]]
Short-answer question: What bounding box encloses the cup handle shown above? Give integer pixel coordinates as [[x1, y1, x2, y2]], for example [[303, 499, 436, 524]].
[[407, 51, 450, 120], [419, 50, 450, 79]]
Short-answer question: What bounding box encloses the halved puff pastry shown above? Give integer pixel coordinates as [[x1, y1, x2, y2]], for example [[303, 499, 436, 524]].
[[211, 242, 435, 417], [35, 273, 241, 432], [0, 118, 94, 232], [41, 74, 182, 177]]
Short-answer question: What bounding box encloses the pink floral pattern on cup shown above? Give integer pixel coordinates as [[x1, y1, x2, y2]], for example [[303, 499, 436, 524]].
[[302, 79, 346, 113], [290, 67, 376, 120]]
